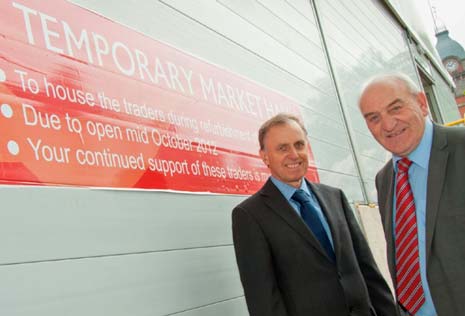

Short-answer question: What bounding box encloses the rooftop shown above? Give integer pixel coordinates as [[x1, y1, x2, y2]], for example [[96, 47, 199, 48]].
[[436, 30, 465, 60]]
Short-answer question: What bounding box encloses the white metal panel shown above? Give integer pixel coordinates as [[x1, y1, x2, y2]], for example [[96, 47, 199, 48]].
[[285, 0, 315, 22], [317, 170, 364, 202], [343, 0, 405, 52], [0, 247, 242, 316], [160, 0, 329, 89], [363, 179, 378, 202], [348, 105, 372, 135], [358, 155, 389, 182], [328, 0, 402, 60], [219, 0, 326, 67], [174, 297, 248, 316], [303, 112, 351, 150], [257, 0, 320, 41], [300, 78, 346, 121], [0, 187, 241, 264], [310, 139, 358, 176], [355, 132, 389, 162]]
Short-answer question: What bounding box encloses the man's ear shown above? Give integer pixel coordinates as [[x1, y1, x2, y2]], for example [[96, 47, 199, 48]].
[[259, 149, 268, 166], [417, 91, 429, 117]]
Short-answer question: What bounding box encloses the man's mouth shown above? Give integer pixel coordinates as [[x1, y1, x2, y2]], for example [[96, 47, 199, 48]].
[[386, 127, 407, 138], [286, 162, 301, 169]]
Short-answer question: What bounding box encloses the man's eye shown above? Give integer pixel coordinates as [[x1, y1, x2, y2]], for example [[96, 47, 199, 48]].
[[367, 115, 379, 123], [390, 105, 402, 113]]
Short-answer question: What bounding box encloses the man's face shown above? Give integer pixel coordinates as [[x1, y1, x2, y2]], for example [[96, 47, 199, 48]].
[[260, 121, 309, 188], [359, 80, 429, 157]]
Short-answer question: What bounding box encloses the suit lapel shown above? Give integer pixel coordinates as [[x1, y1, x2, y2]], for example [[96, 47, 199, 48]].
[[260, 179, 331, 260], [425, 125, 448, 262], [384, 162, 395, 272], [378, 162, 396, 279]]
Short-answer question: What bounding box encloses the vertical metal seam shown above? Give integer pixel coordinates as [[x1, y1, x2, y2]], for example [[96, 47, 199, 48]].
[[309, 0, 369, 203]]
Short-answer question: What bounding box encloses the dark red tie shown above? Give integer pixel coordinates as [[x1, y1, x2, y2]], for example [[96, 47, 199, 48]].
[[395, 158, 425, 315]]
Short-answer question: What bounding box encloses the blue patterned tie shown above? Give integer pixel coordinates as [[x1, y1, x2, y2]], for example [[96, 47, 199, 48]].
[[292, 189, 335, 261]]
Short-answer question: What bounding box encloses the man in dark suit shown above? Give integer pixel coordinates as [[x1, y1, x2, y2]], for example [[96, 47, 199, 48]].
[[232, 113, 396, 316], [359, 73, 465, 316]]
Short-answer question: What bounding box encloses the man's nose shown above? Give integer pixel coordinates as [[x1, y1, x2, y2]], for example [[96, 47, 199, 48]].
[[288, 147, 299, 158], [381, 115, 396, 131]]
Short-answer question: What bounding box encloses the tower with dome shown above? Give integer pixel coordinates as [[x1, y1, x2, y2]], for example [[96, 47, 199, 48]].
[[436, 27, 465, 115]]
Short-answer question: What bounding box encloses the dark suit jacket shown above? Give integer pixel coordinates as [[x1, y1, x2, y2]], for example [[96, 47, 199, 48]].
[[232, 179, 395, 316], [376, 124, 465, 315]]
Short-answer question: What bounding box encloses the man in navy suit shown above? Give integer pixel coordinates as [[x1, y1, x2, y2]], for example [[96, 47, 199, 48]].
[[232, 113, 395, 316]]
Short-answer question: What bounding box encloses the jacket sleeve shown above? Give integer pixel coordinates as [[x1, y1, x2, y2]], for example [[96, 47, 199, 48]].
[[339, 190, 398, 316], [232, 206, 288, 316]]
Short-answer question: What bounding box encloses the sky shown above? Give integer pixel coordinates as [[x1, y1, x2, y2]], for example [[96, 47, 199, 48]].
[[431, 0, 465, 47]]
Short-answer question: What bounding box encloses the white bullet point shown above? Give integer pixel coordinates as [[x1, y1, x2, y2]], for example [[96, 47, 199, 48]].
[[1, 104, 13, 118], [7, 140, 19, 155], [0, 68, 5, 82]]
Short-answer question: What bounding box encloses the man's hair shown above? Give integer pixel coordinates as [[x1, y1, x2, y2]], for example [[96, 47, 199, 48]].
[[258, 113, 307, 150], [359, 72, 422, 103]]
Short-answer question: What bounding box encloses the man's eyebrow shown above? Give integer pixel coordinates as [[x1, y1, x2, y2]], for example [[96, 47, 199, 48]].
[[363, 111, 378, 118], [386, 98, 402, 108], [363, 98, 402, 118]]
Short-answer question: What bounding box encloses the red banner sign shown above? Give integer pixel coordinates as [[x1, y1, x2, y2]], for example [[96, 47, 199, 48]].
[[0, 0, 318, 194]]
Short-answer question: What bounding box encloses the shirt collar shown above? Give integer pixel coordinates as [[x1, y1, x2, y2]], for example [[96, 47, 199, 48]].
[[392, 119, 433, 171], [270, 176, 310, 201]]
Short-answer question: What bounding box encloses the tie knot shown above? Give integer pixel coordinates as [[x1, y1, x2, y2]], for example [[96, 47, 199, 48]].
[[397, 157, 412, 173], [292, 189, 310, 204]]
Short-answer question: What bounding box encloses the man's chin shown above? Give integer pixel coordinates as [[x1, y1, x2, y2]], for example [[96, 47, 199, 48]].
[[286, 175, 305, 184]]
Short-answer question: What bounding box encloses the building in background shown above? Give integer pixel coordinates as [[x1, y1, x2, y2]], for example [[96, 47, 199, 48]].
[[0, 1, 460, 315], [436, 28, 465, 116]]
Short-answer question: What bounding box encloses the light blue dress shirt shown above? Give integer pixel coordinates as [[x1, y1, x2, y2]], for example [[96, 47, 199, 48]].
[[392, 119, 437, 316], [270, 176, 334, 249]]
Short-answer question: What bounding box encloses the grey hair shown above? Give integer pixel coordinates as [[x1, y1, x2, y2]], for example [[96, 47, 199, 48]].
[[359, 72, 422, 105]]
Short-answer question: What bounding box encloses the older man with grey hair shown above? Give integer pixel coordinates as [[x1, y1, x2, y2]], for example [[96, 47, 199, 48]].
[[359, 73, 465, 316]]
